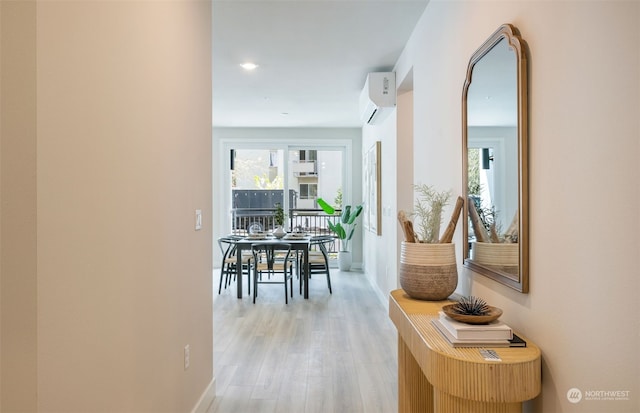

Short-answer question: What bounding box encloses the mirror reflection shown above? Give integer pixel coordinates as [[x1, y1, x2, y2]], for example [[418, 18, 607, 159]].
[[462, 24, 529, 292]]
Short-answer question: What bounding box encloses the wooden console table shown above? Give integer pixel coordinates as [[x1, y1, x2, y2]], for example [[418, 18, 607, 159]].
[[389, 289, 541, 413]]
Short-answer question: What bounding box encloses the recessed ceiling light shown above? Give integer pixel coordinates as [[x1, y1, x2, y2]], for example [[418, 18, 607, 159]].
[[240, 62, 259, 71]]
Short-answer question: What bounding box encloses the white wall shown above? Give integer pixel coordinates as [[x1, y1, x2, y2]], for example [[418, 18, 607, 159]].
[[1, 1, 214, 411], [365, 1, 639, 412], [363, 115, 398, 302]]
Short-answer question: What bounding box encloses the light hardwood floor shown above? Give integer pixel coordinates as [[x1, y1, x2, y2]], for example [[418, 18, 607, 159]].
[[209, 268, 398, 413]]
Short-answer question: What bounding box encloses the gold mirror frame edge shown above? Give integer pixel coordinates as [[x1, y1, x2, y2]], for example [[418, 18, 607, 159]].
[[462, 23, 529, 293]]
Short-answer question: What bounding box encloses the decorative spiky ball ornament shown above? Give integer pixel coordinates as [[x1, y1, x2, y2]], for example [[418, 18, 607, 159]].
[[451, 296, 490, 316]]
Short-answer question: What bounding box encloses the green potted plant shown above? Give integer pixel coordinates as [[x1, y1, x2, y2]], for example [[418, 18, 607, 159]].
[[272, 203, 286, 238], [317, 198, 363, 271]]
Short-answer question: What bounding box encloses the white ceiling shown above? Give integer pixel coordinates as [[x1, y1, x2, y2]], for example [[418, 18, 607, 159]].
[[212, 0, 429, 128]]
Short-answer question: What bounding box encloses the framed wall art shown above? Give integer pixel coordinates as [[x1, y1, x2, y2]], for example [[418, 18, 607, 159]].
[[364, 141, 381, 235]]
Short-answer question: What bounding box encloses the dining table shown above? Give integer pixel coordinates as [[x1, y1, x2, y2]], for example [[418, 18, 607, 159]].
[[233, 235, 311, 299]]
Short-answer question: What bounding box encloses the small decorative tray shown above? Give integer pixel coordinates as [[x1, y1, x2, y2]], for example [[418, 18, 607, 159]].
[[284, 233, 307, 239], [246, 233, 270, 240], [442, 304, 503, 324]]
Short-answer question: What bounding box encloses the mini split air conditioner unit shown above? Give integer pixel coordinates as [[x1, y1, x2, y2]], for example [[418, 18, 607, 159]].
[[359, 72, 396, 125]]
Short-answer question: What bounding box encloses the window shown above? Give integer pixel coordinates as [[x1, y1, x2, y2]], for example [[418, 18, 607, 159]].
[[299, 183, 318, 200], [220, 142, 347, 237], [299, 150, 317, 162]]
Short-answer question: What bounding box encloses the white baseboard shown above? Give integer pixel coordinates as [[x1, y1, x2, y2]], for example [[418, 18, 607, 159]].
[[364, 270, 389, 311], [191, 377, 216, 413]]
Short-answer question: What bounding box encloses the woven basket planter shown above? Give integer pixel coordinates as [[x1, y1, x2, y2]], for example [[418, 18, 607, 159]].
[[471, 242, 519, 274], [399, 241, 458, 301]]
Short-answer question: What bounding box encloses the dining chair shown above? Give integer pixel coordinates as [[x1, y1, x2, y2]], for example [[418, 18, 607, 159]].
[[217, 236, 252, 295], [251, 242, 295, 304], [304, 235, 334, 294]]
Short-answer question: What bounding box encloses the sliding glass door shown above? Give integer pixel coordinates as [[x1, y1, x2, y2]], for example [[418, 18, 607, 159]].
[[223, 144, 345, 236], [288, 148, 343, 210]]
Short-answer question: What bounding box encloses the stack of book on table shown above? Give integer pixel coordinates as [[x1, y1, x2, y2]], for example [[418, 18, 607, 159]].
[[432, 311, 526, 348]]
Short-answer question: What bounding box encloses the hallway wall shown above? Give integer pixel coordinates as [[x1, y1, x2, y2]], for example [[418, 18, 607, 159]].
[[365, 1, 639, 412], [1, 1, 213, 411]]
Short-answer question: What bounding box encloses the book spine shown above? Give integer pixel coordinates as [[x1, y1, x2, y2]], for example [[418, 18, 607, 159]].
[[431, 319, 511, 348], [439, 316, 513, 340]]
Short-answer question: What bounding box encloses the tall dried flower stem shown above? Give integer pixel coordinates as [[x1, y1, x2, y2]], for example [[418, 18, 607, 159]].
[[412, 184, 451, 243]]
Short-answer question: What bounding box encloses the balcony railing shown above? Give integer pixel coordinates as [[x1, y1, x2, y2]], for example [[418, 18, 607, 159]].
[[230, 207, 343, 255]]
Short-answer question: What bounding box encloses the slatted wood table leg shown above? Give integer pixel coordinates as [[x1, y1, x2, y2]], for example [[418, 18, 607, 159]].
[[398, 335, 434, 413], [434, 391, 521, 413]]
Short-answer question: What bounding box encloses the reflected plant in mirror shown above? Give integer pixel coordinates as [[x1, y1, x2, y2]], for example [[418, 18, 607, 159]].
[[462, 24, 529, 292]]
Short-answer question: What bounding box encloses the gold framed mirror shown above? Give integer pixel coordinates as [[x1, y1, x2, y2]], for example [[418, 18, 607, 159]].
[[462, 24, 529, 292]]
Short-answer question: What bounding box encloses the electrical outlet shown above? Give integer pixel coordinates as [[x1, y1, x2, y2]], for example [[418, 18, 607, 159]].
[[184, 344, 190, 370]]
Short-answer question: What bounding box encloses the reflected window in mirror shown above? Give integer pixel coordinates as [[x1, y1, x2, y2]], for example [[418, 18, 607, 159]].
[[462, 24, 529, 292]]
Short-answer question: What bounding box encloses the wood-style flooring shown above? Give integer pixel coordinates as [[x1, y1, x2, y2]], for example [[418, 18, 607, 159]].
[[209, 269, 398, 413]]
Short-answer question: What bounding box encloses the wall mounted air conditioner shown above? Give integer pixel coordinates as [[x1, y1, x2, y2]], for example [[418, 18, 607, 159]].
[[359, 72, 396, 125]]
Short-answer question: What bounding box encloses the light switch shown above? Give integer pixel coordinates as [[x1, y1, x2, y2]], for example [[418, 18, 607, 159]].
[[195, 209, 202, 230]]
